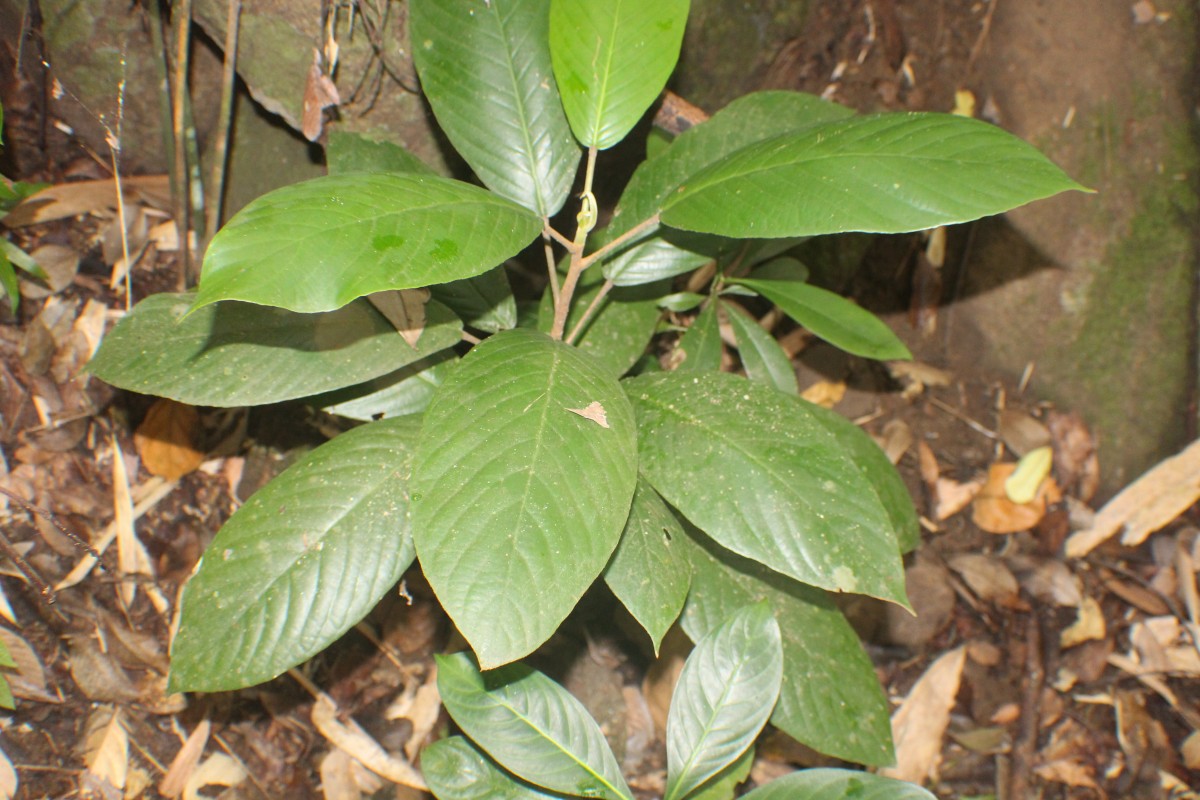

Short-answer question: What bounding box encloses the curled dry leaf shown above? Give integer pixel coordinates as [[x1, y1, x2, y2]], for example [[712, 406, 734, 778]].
[[183, 753, 247, 800], [1066, 437, 1200, 557], [311, 692, 426, 790], [302, 48, 341, 142], [383, 671, 442, 761], [799, 379, 846, 408], [81, 706, 128, 798], [134, 399, 206, 481], [972, 462, 1061, 534], [947, 554, 1021, 608], [1060, 596, 1106, 648], [935, 475, 985, 521], [880, 646, 966, 784], [160, 719, 210, 799]]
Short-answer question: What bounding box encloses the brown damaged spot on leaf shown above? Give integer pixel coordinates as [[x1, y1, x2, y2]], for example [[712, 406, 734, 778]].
[[134, 399, 206, 481], [367, 288, 429, 349], [566, 401, 610, 428]]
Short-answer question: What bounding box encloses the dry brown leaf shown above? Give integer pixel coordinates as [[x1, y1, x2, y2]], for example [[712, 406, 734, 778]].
[[112, 436, 155, 608], [2, 175, 171, 228], [134, 399, 205, 480], [997, 409, 1051, 456], [643, 627, 690, 735], [319, 749, 363, 800], [934, 475, 984, 521], [800, 380, 845, 408], [0, 743, 16, 800], [81, 707, 128, 798], [972, 462, 1061, 534], [887, 360, 952, 398], [160, 719, 210, 798], [183, 753, 247, 800], [879, 418, 912, 464], [302, 49, 341, 142], [947, 554, 1021, 607], [880, 646, 966, 784], [0, 627, 55, 703], [566, 401, 610, 428], [383, 673, 442, 761], [68, 637, 141, 704], [1060, 596, 1106, 648], [1066, 437, 1200, 557], [916, 440, 940, 488], [311, 692, 426, 790], [1102, 573, 1169, 616], [367, 289, 429, 349], [1034, 758, 1099, 789], [1181, 731, 1200, 770], [28, 244, 80, 294]]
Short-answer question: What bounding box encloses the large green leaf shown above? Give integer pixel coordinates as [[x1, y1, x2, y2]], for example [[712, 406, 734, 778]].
[[431, 265, 518, 333], [721, 300, 798, 395], [600, 231, 713, 288], [325, 130, 433, 175], [732, 278, 911, 361], [88, 293, 462, 407], [411, 329, 638, 667], [661, 113, 1090, 238], [603, 478, 691, 654], [318, 353, 456, 422], [169, 417, 422, 692], [421, 737, 563, 799], [548, 0, 689, 149], [688, 746, 753, 800], [674, 301, 722, 372], [196, 173, 542, 313], [739, 769, 936, 800], [803, 400, 920, 554], [411, 0, 579, 217], [436, 653, 632, 800], [681, 529, 895, 766], [664, 602, 782, 800], [627, 371, 907, 605]]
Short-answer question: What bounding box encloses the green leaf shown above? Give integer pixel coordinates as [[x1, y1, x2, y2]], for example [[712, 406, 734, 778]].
[[411, 0, 579, 216], [549, 0, 689, 149], [674, 301, 722, 372], [0, 639, 13, 669], [422, 737, 565, 799], [601, 91, 855, 248], [412, 330, 638, 667], [802, 400, 920, 554], [661, 113, 1090, 238], [721, 300, 798, 395], [686, 746, 753, 800], [196, 173, 542, 313], [738, 768, 937, 800], [0, 248, 17, 312], [87, 293, 462, 407], [602, 231, 713, 288], [626, 371, 907, 605], [0, 237, 44, 278], [436, 653, 632, 800], [325, 130, 434, 175], [664, 602, 782, 800], [603, 478, 691, 654], [749, 256, 808, 283], [538, 277, 663, 379], [318, 352, 456, 422], [658, 292, 706, 313], [431, 265, 518, 333], [732, 278, 911, 361], [681, 530, 895, 766], [169, 417, 422, 692]]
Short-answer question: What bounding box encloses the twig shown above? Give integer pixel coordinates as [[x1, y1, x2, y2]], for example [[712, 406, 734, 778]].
[[205, 0, 242, 250], [927, 396, 998, 440], [543, 235, 560, 306], [171, 0, 193, 290], [578, 213, 661, 271], [566, 278, 615, 345], [1007, 609, 1044, 800], [966, 0, 999, 74]]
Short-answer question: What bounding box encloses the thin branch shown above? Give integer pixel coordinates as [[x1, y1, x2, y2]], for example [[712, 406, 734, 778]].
[[205, 0, 241, 250], [579, 213, 661, 270], [170, 0, 193, 290], [550, 146, 598, 339], [543, 235, 560, 306], [565, 278, 614, 345], [543, 223, 575, 252]]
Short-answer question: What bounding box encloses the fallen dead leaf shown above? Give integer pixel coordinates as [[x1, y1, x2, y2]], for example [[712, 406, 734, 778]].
[[112, 436, 159, 609], [2, 175, 171, 228], [881, 646, 966, 784], [887, 360, 952, 399], [134, 399, 206, 480], [643, 627, 690, 735], [367, 289, 429, 349], [947, 554, 1021, 608], [0, 627, 55, 703], [383, 672, 442, 761], [302, 48, 341, 142], [1034, 758, 1099, 789], [0, 743, 14, 800], [1060, 596, 1106, 648], [934, 475, 985, 521], [319, 749, 364, 800], [879, 418, 912, 464], [800, 379, 845, 408], [1065, 437, 1200, 557], [182, 753, 247, 800], [997, 408, 1051, 456], [1181, 730, 1200, 770], [160, 719, 210, 798], [566, 401, 610, 428], [972, 462, 1061, 534], [81, 706, 128, 799], [311, 692, 426, 790]]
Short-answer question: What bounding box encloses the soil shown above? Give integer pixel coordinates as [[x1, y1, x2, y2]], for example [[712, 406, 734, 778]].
[[1, 2, 1199, 799]]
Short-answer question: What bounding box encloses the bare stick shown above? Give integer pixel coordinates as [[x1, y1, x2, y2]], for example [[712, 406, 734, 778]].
[[543, 235, 561, 306], [0, 486, 100, 559], [205, 0, 242, 250], [171, 0, 193, 290], [577, 213, 661, 271], [565, 278, 614, 346]]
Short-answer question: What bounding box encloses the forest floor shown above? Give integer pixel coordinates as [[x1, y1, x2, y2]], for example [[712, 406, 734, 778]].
[[1, 1, 1199, 799]]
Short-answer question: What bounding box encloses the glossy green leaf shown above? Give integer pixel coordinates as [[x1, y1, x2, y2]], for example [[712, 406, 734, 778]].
[[0, 248, 17, 312], [431, 265, 518, 333], [603, 478, 691, 653], [196, 173, 542, 313], [732, 278, 911, 361], [601, 91, 854, 248], [658, 292, 706, 313], [802, 400, 920, 554], [749, 256, 808, 283], [721, 301, 798, 395], [0, 237, 42, 277], [412, 330, 638, 667], [664, 602, 781, 800], [739, 769, 936, 800], [661, 113, 1090, 238], [422, 737, 563, 799], [681, 529, 895, 766], [687, 746, 753, 800], [602, 232, 713, 287], [411, 0, 579, 216], [549, 0, 689, 149], [169, 417, 422, 692], [538, 277, 663, 379], [674, 301, 722, 372], [436, 653, 632, 799], [319, 352, 456, 421], [626, 371, 907, 605], [325, 130, 433, 175], [88, 293, 462, 407]]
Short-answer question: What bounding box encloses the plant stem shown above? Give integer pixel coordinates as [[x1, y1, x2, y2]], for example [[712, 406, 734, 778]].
[[171, 0, 193, 290], [542, 235, 560, 305], [578, 213, 661, 270], [565, 278, 614, 345], [549, 146, 598, 339], [205, 0, 241, 251]]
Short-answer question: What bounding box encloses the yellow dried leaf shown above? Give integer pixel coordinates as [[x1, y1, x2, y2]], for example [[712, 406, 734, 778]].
[[134, 399, 205, 480], [799, 380, 845, 408], [1060, 596, 1106, 648], [972, 462, 1061, 534], [880, 646, 966, 784]]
